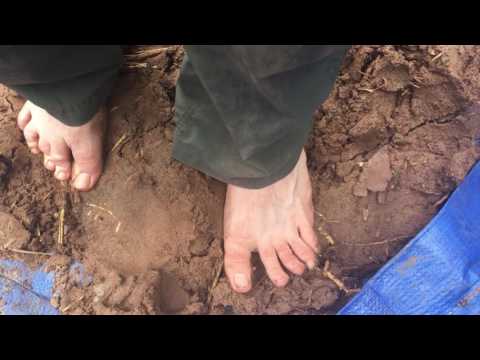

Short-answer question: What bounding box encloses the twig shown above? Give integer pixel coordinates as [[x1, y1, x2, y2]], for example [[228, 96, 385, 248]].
[[2, 236, 17, 250], [342, 235, 413, 247], [57, 207, 65, 246], [60, 295, 85, 313], [125, 47, 172, 62], [432, 52, 444, 62], [4, 248, 53, 256], [323, 260, 349, 293], [315, 211, 340, 223], [358, 82, 385, 94], [86, 203, 122, 233], [433, 193, 450, 208], [318, 225, 336, 246], [207, 258, 224, 307], [358, 79, 387, 94], [86, 203, 115, 218], [126, 62, 149, 70], [42, 190, 55, 201], [111, 133, 129, 153], [358, 87, 375, 93]]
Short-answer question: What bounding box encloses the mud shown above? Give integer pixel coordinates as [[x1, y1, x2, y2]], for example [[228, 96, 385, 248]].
[[1, 45, 480, 315]]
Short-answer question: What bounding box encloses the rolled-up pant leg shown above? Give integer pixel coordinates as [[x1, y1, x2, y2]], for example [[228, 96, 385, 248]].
[[173, 45, 350, 189], [0, 45, 123, 126], [0, 45, 349, 189]]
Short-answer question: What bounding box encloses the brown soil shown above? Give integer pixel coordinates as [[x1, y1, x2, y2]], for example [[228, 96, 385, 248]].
[[1, 45, 480, 315]]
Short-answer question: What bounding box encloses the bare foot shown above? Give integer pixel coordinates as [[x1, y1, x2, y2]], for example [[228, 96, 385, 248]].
[[17, 101, 105, 191], [224, 150, 319, 293]]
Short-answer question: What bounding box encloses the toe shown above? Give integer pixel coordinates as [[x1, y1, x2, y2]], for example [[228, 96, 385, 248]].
[[23, 123, 39, 154], [298, 216, 320, 254], [289, 236, 318, 270], [70, 137, 103, 191], [17, 102, 32, 130], [275, 242, 306, 276], [43, 156, 56, 172], [45, 139, 72, 181], [258, 244, 289, 287], [224, 239, 253, 293]]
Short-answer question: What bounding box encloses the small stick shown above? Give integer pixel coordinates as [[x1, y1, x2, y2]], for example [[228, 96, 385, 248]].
[[125, 47, 172, 62], [342, 235, 412, 247], [358, 82, 385, 94], [86, 203, 115, 218], [315, 211, 340, 223], [318, 225, 336, 246], [60, 296, 85, 313], [433, 193, 450, 208], [86, 203, 122, 233], [126, 63, 149, 70], [111, 134, 129, 153], [323, 260, 349, 293], [207, 258, 224, 307], [57, 207, 65, 246], [358, 87, 375, 93], [2, 237, 17, 250], [42, 189, 55, 201], [432, 52, 444, 62], [5, 248, 53, 256]]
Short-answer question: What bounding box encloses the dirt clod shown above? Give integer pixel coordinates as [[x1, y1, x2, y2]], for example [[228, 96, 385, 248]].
[[0, 211, 30, 249]]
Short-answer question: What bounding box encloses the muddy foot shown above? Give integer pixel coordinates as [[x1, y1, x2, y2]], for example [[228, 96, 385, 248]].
[[223, 150, 320, 293]]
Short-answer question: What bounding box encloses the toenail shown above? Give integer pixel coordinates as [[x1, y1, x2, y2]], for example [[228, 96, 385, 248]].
[[56, 171, 68, 181], [73, 173, 91, 190], [307, 260, 317, 270], [46, 160, 54, 169], [234, 274, 249, 290], [296, 265, 305, 274]]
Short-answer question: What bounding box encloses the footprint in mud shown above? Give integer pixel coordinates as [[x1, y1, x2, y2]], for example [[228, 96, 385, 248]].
[[89, 269, 190, 315]]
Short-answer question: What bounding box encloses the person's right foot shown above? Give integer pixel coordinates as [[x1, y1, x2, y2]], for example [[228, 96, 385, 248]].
[[17, 101, 106, 191], [223, 150, 320, 293]]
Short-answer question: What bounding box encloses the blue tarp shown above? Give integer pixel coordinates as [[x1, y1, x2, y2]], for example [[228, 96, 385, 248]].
[[0, 259, 58, 315], [0, 260, 92, 315], [339, 161, 480, 315]]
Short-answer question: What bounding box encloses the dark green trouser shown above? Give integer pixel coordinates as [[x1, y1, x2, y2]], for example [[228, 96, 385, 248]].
[[0, 45, 349, 188]]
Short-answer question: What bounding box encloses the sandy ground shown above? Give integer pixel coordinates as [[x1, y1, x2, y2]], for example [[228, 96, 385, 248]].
[[1, 45, 480, 315]]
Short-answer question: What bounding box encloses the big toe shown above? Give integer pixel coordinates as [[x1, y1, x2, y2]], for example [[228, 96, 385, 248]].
[[71, 138, 104, 192], [224, 240, 253, 293]]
